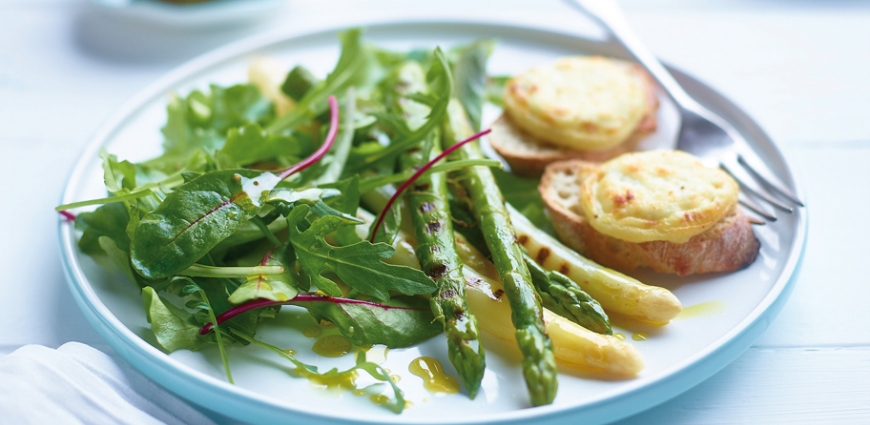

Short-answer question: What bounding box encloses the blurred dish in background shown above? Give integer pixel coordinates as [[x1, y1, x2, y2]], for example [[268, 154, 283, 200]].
[[85, 0, 287, 29]]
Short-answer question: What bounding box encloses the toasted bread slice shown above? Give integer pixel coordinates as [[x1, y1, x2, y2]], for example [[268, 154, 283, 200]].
[[491, 64, 659, 177], [540, 160, 760, 276]]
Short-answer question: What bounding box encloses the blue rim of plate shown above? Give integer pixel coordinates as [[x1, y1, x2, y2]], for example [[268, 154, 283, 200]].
[[58, 19, 808, 425]]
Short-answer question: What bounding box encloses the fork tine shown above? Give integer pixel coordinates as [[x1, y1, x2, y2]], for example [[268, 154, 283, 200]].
[[721, 161, 794, 213], [738, 193, 777, 222], [737, 154, 805, 207]]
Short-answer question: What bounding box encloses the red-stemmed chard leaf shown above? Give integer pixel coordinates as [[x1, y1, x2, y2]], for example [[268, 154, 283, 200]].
[[370, 128, 491, 242], [277, 96, 340, 180], [130, 96, 340, 279], [59, 210, 76, 221], [226, 248, 300, 305], [200, 293, 441, 348]]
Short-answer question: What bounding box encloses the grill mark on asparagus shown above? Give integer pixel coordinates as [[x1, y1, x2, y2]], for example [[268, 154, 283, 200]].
[[425, 221, 442, 233], [536, 248, 550, 264], [419, 202, 436, 213], [428, 263, 448, 280]]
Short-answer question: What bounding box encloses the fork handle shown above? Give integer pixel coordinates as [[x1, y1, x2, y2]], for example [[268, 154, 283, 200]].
[[567, 0, 697, 109]]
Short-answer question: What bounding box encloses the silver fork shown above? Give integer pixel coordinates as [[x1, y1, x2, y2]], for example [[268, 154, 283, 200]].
[[567, 0, 804, 221]]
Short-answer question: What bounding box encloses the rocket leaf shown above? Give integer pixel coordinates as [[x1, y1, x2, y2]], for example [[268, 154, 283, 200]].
[[286, 205, 436, 300]]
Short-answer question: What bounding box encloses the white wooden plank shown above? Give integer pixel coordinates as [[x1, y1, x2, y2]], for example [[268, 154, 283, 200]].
[[613, 347, 870, 424], [619, 8, 870, 145], [753, 144, 870, 347]]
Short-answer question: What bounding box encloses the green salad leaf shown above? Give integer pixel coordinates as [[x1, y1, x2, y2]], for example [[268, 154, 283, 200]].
[[304, 296, 441, 348], [228, 247, 299, 305], [143, 287, 209, 352], [131, 169, 282, 278], [451, 39, 494, 131], [286, 205, 436, 300]]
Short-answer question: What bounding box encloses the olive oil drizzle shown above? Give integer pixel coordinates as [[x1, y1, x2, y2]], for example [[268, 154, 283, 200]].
[[677, 301, 726, 319], [228, 329, 407, 413], [408, 357, 460, 394]]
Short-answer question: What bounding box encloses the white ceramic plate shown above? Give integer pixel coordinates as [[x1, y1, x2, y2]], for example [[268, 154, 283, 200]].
[[59, 21, 807, 425]]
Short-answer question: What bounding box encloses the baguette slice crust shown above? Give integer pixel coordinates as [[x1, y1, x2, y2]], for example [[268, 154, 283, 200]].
[[491, 64, 659, 177], [540, 160, 760, 276]]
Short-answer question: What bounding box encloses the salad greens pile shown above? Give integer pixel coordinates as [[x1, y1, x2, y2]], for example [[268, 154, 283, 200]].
[[59, 28, 611, 412]]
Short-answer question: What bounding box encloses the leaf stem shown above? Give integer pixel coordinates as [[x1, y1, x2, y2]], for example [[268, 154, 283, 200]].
[[55, 190, 151, 211], [277, 96, 340, 180], [179, 264, 284, 279], [358, 158, 501, 193], [199, 294, 426, 334], [58, 210, 76, 221], [369, 128, 491, 242], [215, 328, 235, 384], [193, 285, 234, 384], [250, 217, 283, 247]]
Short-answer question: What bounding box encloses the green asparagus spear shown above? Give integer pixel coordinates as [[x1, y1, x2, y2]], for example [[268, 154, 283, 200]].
[[442, 99, 557, 406], [392, 61, 486, 397], [523, 252, 612, 335]]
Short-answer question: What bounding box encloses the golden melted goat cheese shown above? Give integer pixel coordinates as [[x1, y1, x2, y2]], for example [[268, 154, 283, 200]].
[[503, 56, 648, 151], [580, 150, 739, 243]]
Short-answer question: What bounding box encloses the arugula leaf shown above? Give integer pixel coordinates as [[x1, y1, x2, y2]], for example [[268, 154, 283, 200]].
[[304, 295, 441, 348], [98, 236, 151, 289], [451, 39, 494, 131], [267, 187, 361, 225], [320, 176, 364, 246], [76, 203, 131, 256], [345, 48, 453, 174], [286, 205, 436, 300], [368, 200, 400, 246], [228, 247, 299, 305], [281, 65, 319, 101], [492, 169, 555, 236], [150, 83, 274, 173], [268, 29, 368, 134], [220, 123, 312, 166], [143, 287, 209, 352], [311, 89, 357, 185], [485, 75, 510, 107], [206, 83, 275, 134], [230, 331, 407, 413], [131, 169, 281, 279], [157, 94, 223, 171]]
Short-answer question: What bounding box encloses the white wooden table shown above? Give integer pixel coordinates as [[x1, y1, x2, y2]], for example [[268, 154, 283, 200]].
[[2, 0, 869, 423]]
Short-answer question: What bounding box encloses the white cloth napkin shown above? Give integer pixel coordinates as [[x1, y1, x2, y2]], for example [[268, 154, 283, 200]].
[[0, 342, 216, 425]]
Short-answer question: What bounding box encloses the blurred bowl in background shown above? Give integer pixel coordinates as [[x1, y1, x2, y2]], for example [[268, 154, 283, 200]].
[[85, 0, 288, 29]]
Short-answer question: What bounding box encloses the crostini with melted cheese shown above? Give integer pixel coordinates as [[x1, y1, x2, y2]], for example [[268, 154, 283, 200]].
[[540, 151, 760, 276], [490, 56, 659, 176]]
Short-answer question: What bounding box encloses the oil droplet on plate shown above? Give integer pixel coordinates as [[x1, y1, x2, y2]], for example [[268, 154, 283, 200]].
[[369, 394, 389, 405], [613, 332, 626, 341], [312, 335, 352, 357], [284, 348, 297, 355], [352, 389, 367, 396], [390, 374, 401, 383], [632, 332, 648, 341], [408, 357, 460, 394], [302, 326, 322, 338], [677, 301, 726, 319]]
